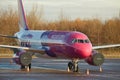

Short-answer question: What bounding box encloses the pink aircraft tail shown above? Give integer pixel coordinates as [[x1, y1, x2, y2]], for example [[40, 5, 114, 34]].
[[18, 0, 29, 30]]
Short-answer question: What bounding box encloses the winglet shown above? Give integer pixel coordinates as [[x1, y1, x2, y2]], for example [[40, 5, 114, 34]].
[[18, 0, 29, 31]]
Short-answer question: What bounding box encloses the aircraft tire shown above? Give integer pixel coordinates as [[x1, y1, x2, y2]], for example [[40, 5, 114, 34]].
[[68, 62, 74, 71], [73, 65, 79, 72], [21, 65, 25, 69], [20, 63, 31, 70], [68, 61, 79, 72]]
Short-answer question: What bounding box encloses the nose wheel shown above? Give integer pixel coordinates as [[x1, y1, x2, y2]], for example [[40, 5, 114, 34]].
[[68, 59, 79, 72]]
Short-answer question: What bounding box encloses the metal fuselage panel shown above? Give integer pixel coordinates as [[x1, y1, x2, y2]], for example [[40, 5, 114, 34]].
[[15, 30, 92, 59]]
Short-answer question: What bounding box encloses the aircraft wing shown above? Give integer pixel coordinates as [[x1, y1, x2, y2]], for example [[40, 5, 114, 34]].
[[0, 35, 47, 53], [0, 45, 46, 53], [0, 34, 17, 39], [93, 44, 120, 49]]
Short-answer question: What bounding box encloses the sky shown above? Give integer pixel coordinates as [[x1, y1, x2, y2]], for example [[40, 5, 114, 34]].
[[0, 0, 120, 21]]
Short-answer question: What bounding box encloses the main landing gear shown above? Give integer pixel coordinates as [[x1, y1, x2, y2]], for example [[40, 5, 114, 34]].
[[21, 63, 31, 71], [67, 59, 79, 72]]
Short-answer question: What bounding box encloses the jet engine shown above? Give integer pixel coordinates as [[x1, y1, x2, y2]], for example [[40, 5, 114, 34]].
[[13, 51, 32, 66], [85, 50, 104, 66]]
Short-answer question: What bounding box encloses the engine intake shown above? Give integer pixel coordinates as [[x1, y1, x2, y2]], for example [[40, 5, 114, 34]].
[[13, 52, 32, 66], [85, 50, 104, 66]]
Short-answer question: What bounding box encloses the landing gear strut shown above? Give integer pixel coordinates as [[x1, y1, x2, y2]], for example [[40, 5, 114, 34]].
[[68, 59, 79, 72], [21, 63, 31, 70]]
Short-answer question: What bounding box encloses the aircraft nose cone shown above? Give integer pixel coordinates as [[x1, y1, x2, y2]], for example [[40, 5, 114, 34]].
[[81, 48, 91, 58], [75, 45, 92, 59]]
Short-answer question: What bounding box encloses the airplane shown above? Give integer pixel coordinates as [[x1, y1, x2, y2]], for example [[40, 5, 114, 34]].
[[0, 0, 120, 72]]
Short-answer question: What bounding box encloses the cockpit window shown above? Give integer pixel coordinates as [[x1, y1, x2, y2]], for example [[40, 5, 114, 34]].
[[72, 39, 77, 43], [78, 40, 84, 43], [72, 39, 90, 43], [85, 39, 90, 43]]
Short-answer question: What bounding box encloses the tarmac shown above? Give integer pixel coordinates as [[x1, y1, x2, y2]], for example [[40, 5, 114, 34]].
[[0, 58, 120, 80]]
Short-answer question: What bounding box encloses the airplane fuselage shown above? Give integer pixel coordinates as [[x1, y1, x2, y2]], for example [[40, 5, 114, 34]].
[[15, 30, 92, 59], [0, 0, 119, 72]]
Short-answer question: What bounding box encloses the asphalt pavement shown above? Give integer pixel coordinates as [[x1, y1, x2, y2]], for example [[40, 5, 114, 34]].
[[0, 58, 120, 80]]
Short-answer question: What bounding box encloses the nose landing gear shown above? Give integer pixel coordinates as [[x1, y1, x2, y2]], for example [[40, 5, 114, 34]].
[[68, 59, 79, 72]]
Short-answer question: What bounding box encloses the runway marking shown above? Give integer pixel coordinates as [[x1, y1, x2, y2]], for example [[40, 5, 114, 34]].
[[91, 74, 120, 80], [35, 63, 67, 64], [0, 71, 119, 80], [33, 66, 66, 72], [52, 59, 70, 61]]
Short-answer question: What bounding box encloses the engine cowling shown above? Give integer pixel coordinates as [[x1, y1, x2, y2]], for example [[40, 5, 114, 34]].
[[13, 51, 32, 66], [85, 50, 104, 66]]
